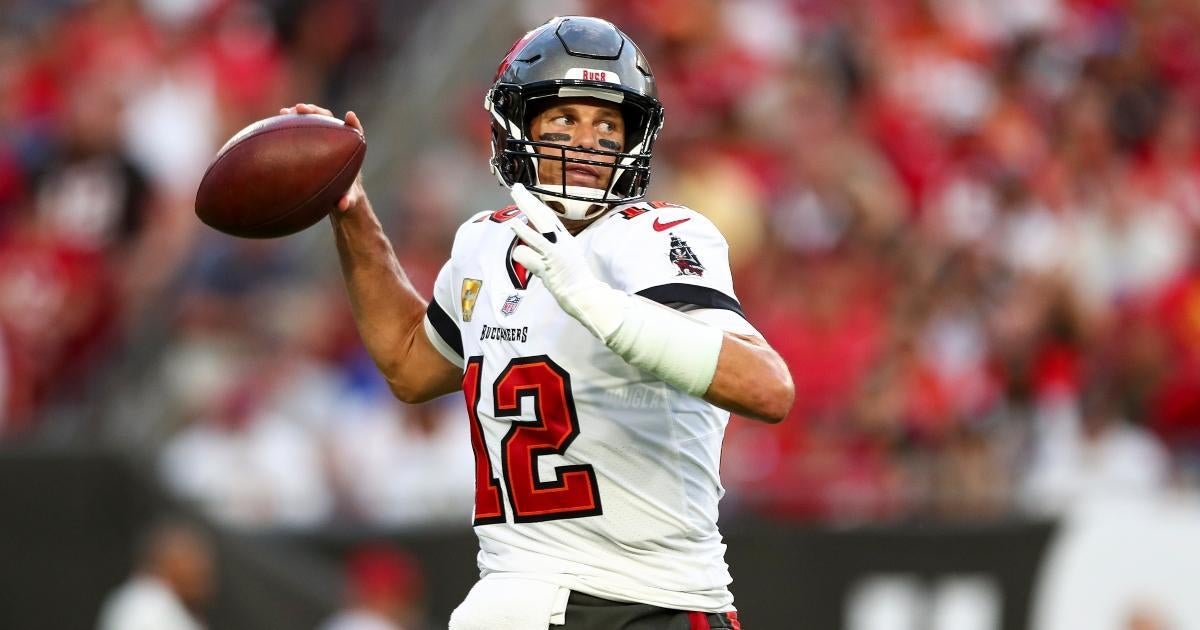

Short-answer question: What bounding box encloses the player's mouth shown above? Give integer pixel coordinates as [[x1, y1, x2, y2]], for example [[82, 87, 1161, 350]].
[[565, 164, 603, 186]]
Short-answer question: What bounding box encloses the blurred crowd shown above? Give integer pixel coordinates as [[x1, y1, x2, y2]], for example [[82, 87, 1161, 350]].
[[0, 0, 385, 429], [590, 0, 1200, 522], [3, 0, 1200, 528]]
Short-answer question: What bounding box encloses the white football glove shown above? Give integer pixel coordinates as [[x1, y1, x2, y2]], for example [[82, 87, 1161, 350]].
[[508, 183, 627, 341], [507, 184, 725, 397]]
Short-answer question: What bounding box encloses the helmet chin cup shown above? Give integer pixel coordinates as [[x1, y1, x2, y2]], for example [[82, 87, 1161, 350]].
[[530, 185, 615, 221]]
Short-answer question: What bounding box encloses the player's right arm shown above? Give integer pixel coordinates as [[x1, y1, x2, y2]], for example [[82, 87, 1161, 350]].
[[285, 104, 461, 403]]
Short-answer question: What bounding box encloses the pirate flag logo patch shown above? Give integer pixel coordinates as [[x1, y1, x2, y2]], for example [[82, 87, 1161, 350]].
[[668, 234, 705, 277]]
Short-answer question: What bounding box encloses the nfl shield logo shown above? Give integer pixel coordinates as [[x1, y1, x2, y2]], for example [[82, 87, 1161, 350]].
[[501, 294, 523, 317]]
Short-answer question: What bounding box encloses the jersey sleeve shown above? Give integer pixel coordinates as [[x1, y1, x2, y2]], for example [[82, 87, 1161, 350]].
[[605, 207, 745, 318], [423, 259, 464, 368], [685, 307, 761, 337]]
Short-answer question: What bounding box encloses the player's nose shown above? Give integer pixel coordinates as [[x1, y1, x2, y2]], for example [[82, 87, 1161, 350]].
[[567, 128, 612, 167], [572, 121, 598, 150]]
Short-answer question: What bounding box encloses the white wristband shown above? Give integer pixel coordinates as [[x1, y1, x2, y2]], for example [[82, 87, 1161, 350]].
[[603, 295, 724, 397]]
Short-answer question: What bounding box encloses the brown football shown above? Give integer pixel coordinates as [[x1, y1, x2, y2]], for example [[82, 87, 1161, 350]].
[[195, 113, 366, 238]]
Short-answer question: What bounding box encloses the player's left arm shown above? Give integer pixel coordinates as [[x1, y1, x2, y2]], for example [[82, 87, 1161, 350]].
[[508, 185, 794, 423], [690, 311, 793, 423]]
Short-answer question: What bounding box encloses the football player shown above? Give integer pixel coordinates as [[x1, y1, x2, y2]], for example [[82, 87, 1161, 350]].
[[284, 15, 793, 630]]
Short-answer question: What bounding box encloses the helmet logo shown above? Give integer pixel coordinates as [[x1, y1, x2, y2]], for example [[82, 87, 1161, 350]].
[[565, 68, 621, 84]]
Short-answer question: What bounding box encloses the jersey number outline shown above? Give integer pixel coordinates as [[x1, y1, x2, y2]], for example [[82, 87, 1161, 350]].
[[462, 355, 603, 525]]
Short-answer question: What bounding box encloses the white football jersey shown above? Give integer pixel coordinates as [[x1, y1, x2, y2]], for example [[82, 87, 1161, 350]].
[[422, 200, 748, 613]]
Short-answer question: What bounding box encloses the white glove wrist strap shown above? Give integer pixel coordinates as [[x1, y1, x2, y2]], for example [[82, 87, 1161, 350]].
[[602, 294, 723, 397]]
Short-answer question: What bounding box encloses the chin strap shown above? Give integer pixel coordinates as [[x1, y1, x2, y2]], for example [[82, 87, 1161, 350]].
[[508, 184, 723, 396]]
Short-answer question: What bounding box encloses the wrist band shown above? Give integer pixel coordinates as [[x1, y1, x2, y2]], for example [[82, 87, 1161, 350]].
[[603, 294, 723, 396]]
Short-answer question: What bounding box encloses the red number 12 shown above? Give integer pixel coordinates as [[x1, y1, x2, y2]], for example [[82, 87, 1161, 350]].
[[462, 355, 603, 525]]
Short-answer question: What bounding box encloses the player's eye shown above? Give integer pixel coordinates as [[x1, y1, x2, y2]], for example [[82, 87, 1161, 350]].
[[549, 115, 572, 127], [597, 120, 615, 134]]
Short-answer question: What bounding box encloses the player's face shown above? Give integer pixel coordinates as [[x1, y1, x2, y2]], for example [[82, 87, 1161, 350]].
[[528, 98, 626, 190]]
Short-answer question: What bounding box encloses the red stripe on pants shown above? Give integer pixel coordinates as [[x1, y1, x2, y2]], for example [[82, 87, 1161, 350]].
[[687, 611, 710, 630], [728, 611, 742, 630]]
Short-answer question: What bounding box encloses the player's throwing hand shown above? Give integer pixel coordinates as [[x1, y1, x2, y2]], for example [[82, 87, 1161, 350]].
[[279, 103, 367, 212]]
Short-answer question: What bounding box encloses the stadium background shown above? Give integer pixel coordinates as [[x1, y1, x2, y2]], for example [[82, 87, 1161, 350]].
[[2, 0, 1200, 628]]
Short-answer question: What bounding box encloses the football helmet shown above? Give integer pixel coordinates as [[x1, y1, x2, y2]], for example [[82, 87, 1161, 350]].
[[485, 16, 666, 220]]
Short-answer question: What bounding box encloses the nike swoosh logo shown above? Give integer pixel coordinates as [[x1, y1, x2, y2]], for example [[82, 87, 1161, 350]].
[[652, 217, 691, 232]]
